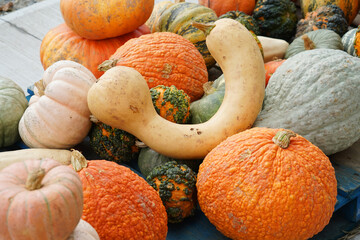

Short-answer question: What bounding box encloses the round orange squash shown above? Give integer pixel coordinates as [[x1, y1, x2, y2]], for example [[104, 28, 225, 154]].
[[0, 159, 83, 240], [198, 0, 256, 16], [70, 152, 168, 240], [60, 0, 154, 40], [197, 127, 337, 240], [40, 23, 150, 79], [99, 32, 208, 102]]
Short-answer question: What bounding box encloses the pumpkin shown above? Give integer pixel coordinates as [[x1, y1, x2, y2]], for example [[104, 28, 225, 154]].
[[145, 1, 175, 33], [264, 59, 286, 86], [190, 74, 225, 124], [87, 19, 265, 159], [0, 158, 83, 239], [88, 121, 140, 163], [198, 0, 256, 17], [196, 127, 337, 240], [40, 23, 150, 79], [18, 60, 97, 149], [252, 0, 298, 42], [254, 48, 360, 155], [300, 0, 359, 25], [147, 161, 197, 223], [59, 0, 154, 40], [99, 32, 208, 102], [285, 29, 344, 59], [0, 76, 28, 148], [295, 5, 348, 37], [67, 219, 100, 240], [137, 147, 202, 177], [150, 85, 191, 123], [70, 152, 168, 240], [342, 27, 360, 57], [148, 1, 218, 67], [218, 10, 261, 35]]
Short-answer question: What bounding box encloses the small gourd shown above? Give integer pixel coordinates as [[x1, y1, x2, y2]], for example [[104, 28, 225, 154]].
[[342, 27, 360, 57], [285, 29, 344, 59], [147, 161, 197, 223], [0, 76, 28, 148], [67, 220, 100, 240], [254, 48, 360, 155], [150, 85, 191, 124]]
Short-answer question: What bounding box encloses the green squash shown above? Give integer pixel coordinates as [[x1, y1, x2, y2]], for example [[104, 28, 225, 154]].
[[146, 160, 197, 223], [254, 49, 360, 155], [342, 27, 360, 57], [89, 121, 140, 163], [295, 5, 348, 38], [218, 10, 261, 35], [153, 2, 218, 67], [0, 77, 28, 148], [252, 0, 298, 42], [285, 29, 344, 59], [138, 147, 202, 178], [190, 74, 225, 124]]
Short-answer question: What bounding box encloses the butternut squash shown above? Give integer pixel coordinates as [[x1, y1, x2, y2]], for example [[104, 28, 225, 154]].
[[258, 36, 289, 62], [87, 19, 265, 159], [0, 148, 77, 170]]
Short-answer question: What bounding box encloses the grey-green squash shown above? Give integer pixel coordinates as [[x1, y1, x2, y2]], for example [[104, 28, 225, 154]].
[[138, 147, 202, 177], [0, 77, 28, 148], [190, 74, 225, 124], [342, 27, 360, 57], [254, 49, 360, 155], [285, 29, 344, 59]]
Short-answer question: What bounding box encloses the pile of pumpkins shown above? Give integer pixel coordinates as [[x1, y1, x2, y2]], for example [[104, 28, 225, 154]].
[[1, 0, 360, 239]]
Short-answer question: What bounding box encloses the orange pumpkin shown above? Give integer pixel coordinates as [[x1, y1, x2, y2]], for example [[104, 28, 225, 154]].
[[70, 152, 168, 240], [40, 23, 150, 79], [197, 127, 337, 240], [60, 0, 154, 40], [264, 59, 286, 87], [198, 0, 256, 16], [0, 159, 83, 240], [99, 32, 208, 102]]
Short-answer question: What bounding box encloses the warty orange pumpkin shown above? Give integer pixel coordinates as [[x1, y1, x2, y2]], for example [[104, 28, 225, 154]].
[[70, 151, 168, 240], [99, 32, 208, 102], [40, 23, 150, 79], [0, 158, 83, 240], [60, 0, 154, 40], [197, 127, 337, 240]]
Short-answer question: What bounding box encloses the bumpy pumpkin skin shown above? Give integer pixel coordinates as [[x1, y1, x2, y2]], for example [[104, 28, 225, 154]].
[[197, 127, 337, 240], [0, 77, 28, 148], [150, 85, 191, 123], [300, 0, 359, 25], [198, 0, 256, 16], [0, 159, 83, 240], [72, 159, 168, 240], [252, 0, 298, 42], [147, 161, 197, 223], [295, 5, 348, 38], [254, 49, 360, 155], [89, 122, 140, 163], [105, 32, 208, 102], [60, 0, 154, 40], [40, 23, 150, 79]]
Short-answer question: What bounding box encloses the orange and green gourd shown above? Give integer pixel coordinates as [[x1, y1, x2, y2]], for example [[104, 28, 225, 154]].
[[252, 0, 298, 42], [88, 121, 140, 163], [147, 161, 197, 223], [99, 32, 208, 102], [219, 10, 261, 35], [197, 127, 337, 240], [342, 27, 360, 57], [150, 85, 191, 124], [70, 151, 168, 240]]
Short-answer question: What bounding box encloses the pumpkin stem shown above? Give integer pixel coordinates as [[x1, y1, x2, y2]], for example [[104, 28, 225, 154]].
[[272, 130, 296, 149], [192, 22, 215, 36], [203, 81, 216, 96], [25, 168, 46, 191], [174, 0, 185, 3], [135, 140, 148, 148], [90, 115, 100, 123], [70, 149, 88, 172], [301, 34, 316, 50], [98, 59, 118, 72], [34, 79, 45, 96]]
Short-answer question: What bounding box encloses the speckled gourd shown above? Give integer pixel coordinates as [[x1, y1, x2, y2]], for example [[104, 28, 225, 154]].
[[254, 48, 360, 155]]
